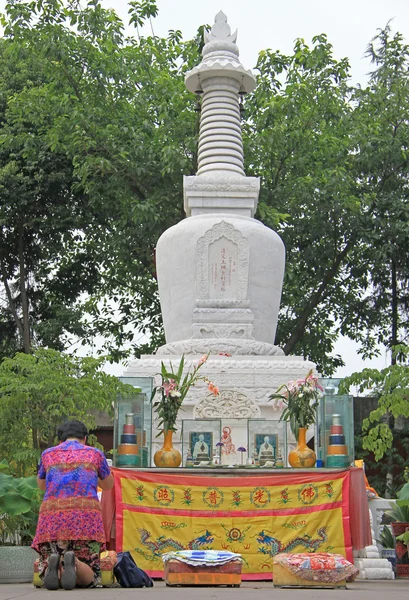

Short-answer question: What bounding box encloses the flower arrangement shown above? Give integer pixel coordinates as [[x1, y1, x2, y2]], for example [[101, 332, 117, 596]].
[[152, 354, 219, 435], [269, 369, 323, 438]]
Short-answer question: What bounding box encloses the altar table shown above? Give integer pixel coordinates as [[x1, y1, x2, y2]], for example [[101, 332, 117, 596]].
[[101, 467, 371, 581]]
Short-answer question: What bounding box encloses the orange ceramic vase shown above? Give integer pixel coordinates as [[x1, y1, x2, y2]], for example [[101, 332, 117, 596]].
[[154, 430, 182, 468], [288, 427, 316, 468]]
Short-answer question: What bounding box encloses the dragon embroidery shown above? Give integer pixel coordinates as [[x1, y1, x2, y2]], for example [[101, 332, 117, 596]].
[[136, 528, 214, 558], [257, 526, 329, 557]]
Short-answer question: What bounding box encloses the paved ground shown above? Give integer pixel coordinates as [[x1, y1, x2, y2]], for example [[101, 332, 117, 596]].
[[1, 581, 408, 600]]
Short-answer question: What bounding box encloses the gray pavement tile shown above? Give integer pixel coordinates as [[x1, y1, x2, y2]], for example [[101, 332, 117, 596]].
[[1, 581, 409, 600]]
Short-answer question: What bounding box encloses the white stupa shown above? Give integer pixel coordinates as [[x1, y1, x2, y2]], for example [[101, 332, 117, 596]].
[[123, 12, 315, 463]]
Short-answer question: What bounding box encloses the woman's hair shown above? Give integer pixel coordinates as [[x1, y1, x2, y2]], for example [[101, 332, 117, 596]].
[[57, 419, 89, 442]]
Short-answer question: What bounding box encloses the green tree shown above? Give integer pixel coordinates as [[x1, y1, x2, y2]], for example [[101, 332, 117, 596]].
[[1, 1, 408, 374], [354, 427, 409, 497], [244, 35, 367, 373], [0, 348, 135, 474], [244, 26, 409, 373], [0, 37, 93, 356], [351, 25, 409, 362], [0, 0, 199, 359], [340, 344, 409, 461]]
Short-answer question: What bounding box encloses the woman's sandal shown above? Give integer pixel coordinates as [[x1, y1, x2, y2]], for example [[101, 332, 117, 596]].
[[43, 553, 60, 590], [61, 550, 77, 590]]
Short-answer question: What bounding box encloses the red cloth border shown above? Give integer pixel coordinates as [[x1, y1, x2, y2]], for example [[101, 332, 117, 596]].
[[121, 501, 343, 518], [111, 467, 350, 488]]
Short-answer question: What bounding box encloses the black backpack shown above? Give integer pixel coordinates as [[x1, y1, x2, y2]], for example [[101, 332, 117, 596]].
[[113, 551, 154, 588]]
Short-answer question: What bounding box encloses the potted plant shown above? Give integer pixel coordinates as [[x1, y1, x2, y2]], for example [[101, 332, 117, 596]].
[[0, 462, 43, 583], [377, 525, 396, 573], [269, 369, 323, 468], [385, 481, 409, 578], [152, 354, 219, 467]]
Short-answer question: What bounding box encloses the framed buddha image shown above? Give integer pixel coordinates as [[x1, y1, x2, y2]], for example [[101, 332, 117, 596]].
[[190, 431, 213, 463], [247, 419, 288, 467], [181, 419, 222, 467], [255, 433, 278, 466]]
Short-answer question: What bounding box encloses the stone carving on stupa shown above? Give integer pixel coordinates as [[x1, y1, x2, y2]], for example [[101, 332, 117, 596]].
[[193, 390, 261, 419]]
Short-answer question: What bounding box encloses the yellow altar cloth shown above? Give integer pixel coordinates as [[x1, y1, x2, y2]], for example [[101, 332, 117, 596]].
[[111, 468, 360, 580]]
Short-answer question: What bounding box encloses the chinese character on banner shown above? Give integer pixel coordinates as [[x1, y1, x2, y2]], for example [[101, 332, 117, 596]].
[[298, 483, 318, 505], [253, 489, 267, 504], [203, 486, 224, 508], [154, 485, 175, 505], [208, 490, 219, 505], [157, 488, 169, 501], [250, 486, 271, 508]]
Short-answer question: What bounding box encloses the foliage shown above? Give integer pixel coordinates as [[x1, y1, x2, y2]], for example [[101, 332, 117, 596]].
[[0, 348, 135, 474], [397, 530, 409, 546], [396, 486, 409, 542], [354, 25, 409, 354], [0, 23, 98, 356], [245, 34, 357, 374], [353, 427, 409, 498], [385, 481, 409, 525], [244, 26, 409, 373], [397, 482, 409, 502], [0, 460, 43, 545], [385, 503, 409, 524], [269, 369, 323, 437], [151, 354, 218, 434], [377, 525, 395, 549], [0, 0, 199, 359], [340, 345, 409, 460], [0, 1, 408, 373], [393, 480, 409, 544]]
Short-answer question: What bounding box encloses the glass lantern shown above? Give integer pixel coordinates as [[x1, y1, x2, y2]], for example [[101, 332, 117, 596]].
[[115, 376, 154, 467], [317, 378, 354, 468]]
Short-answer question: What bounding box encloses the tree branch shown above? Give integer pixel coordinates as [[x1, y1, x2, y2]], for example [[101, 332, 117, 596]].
[[283, 241, 353, 355], [18, 223, 31, 353], [0, 231, 25, 342]]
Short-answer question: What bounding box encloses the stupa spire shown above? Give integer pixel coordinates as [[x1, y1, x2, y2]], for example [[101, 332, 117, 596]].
[[184, 12, 259, 217], [204, 10, 237, 44], [152, 11, 285, 358]]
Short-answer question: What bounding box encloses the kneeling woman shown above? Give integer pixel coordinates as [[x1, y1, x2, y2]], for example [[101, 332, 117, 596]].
[[32, 419, 114, 590]]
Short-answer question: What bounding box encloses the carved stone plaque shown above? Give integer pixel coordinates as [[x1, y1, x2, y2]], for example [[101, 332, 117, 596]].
[[197, 221, 249, 302], [209, 237, 238, 299]]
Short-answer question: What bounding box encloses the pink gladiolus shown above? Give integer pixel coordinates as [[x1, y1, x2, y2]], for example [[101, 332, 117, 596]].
[[305, 371, 324, 392], [288, 382, 298, 394], [208, 382, 219, 395], [198, 354, 209, 366], [162, 380, 177, 397], [154, 355, 221, 435]]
